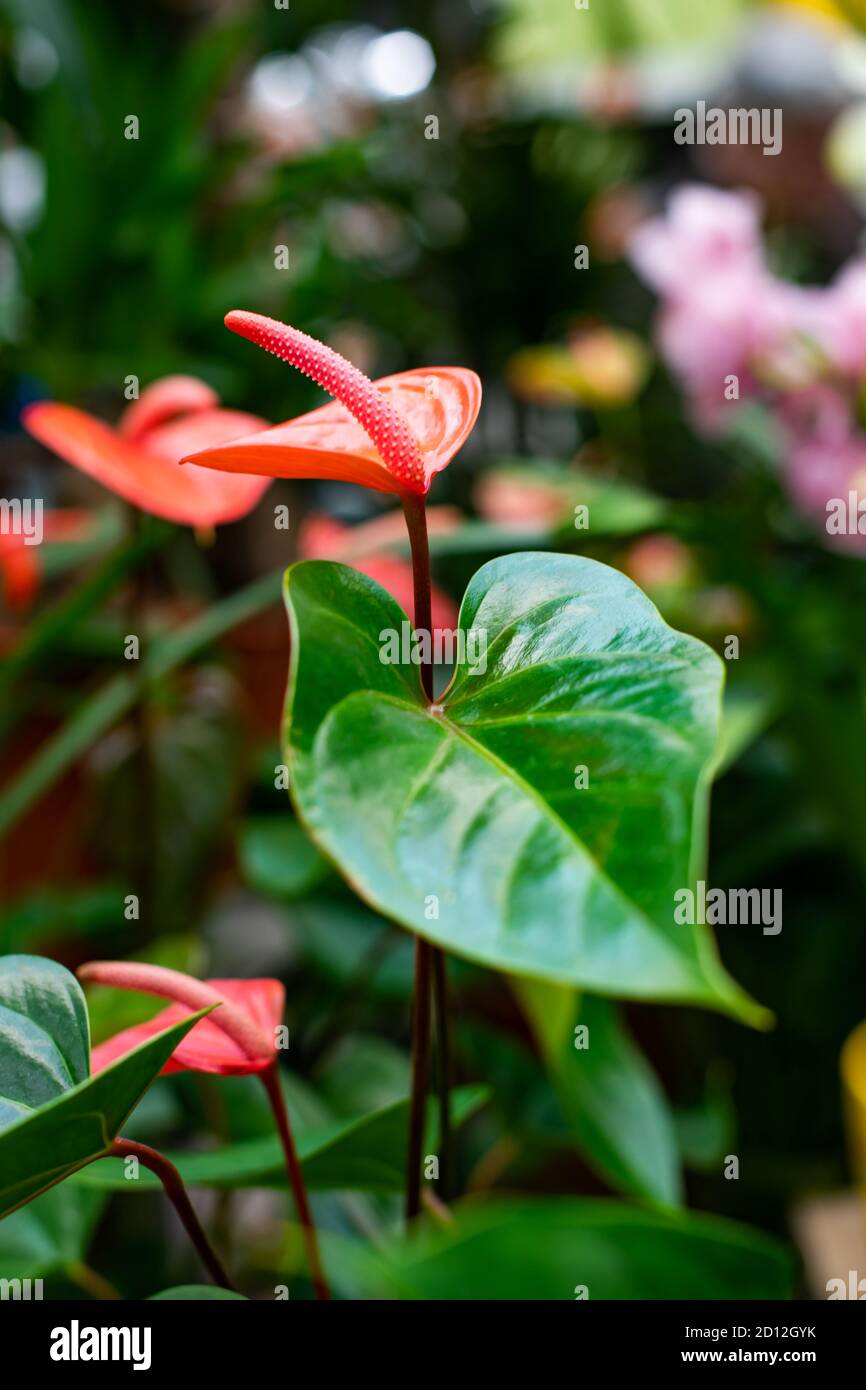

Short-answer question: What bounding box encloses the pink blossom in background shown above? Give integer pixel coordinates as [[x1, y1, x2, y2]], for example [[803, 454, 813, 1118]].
[[630, 186, 794, 431], [812, 259, 866, 379], [628, 184, 866, 549], [628, 186, 765, 297], [782, 388, 866, 552]]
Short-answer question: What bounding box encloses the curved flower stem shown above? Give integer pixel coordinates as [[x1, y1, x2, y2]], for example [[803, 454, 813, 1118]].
[[401, 490, 453, 1219], [106, 1138, 234, 1291], [260, 1063, 330, 1300]]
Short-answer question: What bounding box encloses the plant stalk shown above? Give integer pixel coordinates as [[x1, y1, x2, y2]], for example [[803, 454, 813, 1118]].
[[401, 490, 453, 1217], [260, 1063, 330, 1299], [431, 944, 452, 1199], [406, 935, 433, 1221], [401, 491, 434, 701], [107, 1138, 233, 1290]]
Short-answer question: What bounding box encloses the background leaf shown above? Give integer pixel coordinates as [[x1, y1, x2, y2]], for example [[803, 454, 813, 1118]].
[[351, 1197, 793, 1300], [73, 1085, 489, 1194], [0, 570, 282, 836], [239, 817, 330, 901], [513, 979, 683, 1205], [0, 1185, 106, 1282]]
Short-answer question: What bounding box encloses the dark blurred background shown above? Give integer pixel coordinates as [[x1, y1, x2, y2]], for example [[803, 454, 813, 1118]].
[[2, 0, 866, 1298]]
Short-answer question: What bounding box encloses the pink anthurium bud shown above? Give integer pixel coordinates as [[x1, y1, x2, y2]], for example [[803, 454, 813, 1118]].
[[80, 962, 282, 1077], [78, 959, 328, 1299]]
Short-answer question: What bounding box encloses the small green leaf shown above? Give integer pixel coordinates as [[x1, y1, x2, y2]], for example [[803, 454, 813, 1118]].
[[515, 979, 683, 1205], [73, 1085, 489, 1194], [0, 1006, 211, 1218], [485, 459, 667, 537], [674, 1069, 737, 1171], [716, 681, 778, 777], [283, 555, 764, 1023], [239, 817, 330, 900], [353, 1197, 793, 1300]]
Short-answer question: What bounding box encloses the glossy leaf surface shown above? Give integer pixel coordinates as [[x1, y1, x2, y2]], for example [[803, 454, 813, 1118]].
[[282, 555, 763, 1022]]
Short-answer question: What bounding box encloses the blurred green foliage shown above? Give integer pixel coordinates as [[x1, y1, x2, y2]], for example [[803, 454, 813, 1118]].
[[1, 0, 864, 1300]]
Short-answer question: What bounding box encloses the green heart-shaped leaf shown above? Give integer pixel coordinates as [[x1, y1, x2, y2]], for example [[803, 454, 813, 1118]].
[[0, 958, 210, 1219], [282, 555, 764, 1024]]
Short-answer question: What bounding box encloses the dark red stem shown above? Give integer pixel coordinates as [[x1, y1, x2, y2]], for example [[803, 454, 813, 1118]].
[[401, 490, 453, 1219], [406, 936, 433, 1221], [260, 1063, 330, 1299], [401, 491, 434, 700], [432, 945, 452, 1199], [107, 1138, 234, 1290]]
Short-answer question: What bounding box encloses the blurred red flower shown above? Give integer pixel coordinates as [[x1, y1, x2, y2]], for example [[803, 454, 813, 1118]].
[[0, 508, 93, 609], [23, 375, 272, 527]]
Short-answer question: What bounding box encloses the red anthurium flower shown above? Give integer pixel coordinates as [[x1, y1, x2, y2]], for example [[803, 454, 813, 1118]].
[[81, 963, 282, 1077], [180, 311, 482, 497], [0, 508, 94, 610], [79, 959, 329, 1298], [299, 509, 460, 630], [23, 375, 272, 527]]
